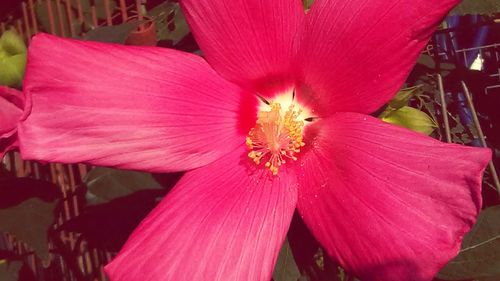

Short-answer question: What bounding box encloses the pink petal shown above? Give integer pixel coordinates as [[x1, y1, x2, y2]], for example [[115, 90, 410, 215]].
[[0, 86, 24, 138], [105, 146, 297, 281], [19, 34, 256, 172], [296, 0, 459, 114], [180, 0, 304, 90], [295, 113, 490, 281], [0, 86, 23, 157]]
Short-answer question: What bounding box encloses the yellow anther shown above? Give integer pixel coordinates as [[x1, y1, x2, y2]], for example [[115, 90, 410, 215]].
[[246, 100, 306, 176]]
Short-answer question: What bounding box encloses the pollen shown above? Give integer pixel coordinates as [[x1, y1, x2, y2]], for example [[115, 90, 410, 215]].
[[246, 102, 305, 175]]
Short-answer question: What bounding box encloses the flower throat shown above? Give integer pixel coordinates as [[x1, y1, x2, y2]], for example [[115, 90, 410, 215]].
[[246, 98, 306, 175]]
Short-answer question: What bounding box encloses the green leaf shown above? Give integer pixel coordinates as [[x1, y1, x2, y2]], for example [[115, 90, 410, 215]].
[[416, 54, 455, 73], [0, 260, 22, 281], [0, 198, 57, 262], [83, 21, 142, 44], [61, 189, 167, 252], [83, 167, 163, 204], [149, 2, 190, 43], [438, 206, 500, 280], [381, 106, 437, 135], [388, 86, 421, 109], [70, 0, 117, 19], [450, 0, 500, 15], [35, 0, 82, 36], [273, 239, 301, 281]]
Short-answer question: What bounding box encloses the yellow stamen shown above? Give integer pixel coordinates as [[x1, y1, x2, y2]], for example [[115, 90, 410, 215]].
[[246, 101, 306, 175]]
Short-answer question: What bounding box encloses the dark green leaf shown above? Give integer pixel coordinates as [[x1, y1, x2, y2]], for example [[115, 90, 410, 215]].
[[273, 239, 301, 281], [416, 54, 455, 76], [149, 2, 190, 43], [438, 206, 500, 280], [60, 189, 166, 252], [83, 167, 164, 205], [450, 0, 500, 15], [0, 260, 22, 281], [0, 177, 61, 208], [70, 0, 117, 19], [35, 0, 82, 36], [0, 177, 60, 263], [388, 86, 422, 109], [83, 21, 142, 44], [288, 213, 342, 281], [0, 199, 57, 262]]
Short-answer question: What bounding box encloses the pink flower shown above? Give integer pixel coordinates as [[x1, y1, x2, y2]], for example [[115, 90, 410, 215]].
[[0, 86, 24, 157], [18, 0, 491, 280]]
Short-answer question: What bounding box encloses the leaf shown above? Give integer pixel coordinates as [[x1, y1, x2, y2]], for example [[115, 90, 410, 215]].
[[83, 167, 166, 205], [149, 2, 190, 43], [273, 239, 301, 281], [0, 260, 22, 281], [416, 54, 455, 71], [0, 177, 61, 208], [450, 0, 500, 15], [388, 86, 422, 109], [35, 0, 82, 36], [83, 21, 142, 44], [438, 206, 500, 280], [288, 213, 341, 281], [381, 106, 437, 135], [0, 177, 61, 263], [0, 198, 57, 263], [60, 189, 166, 252], [70, 0, 117, 19]]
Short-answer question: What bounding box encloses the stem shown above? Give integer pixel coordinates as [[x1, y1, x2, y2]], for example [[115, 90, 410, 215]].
[[461, 81, 500, 196], [436, 74, 451, 143]]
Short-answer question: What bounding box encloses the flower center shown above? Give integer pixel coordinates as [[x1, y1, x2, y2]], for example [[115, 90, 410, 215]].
[[246, 99, 306, 175]]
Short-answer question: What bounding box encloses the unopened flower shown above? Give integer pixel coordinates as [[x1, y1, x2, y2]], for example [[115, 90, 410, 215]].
[[0, 30, 27, 87]]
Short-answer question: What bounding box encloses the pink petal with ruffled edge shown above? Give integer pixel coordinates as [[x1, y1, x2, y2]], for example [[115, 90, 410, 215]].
[[1, 86, 24, 157], [105, 146, 297, 281], [295, 0, 460, 114], [180, 0, 304, 90], [295, 113, 490, 281], [0, 86, 24, 138], [19, 34, 256, 172]]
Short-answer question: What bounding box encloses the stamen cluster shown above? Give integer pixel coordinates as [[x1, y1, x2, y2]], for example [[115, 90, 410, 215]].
[[246, 102, 305, 175]]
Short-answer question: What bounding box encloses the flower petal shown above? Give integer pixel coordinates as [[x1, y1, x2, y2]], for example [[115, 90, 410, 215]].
[[0, 86, 24, 138], [105, 146, 298, 281], [19, 34, 254, 172], [295, 113, 490, 281], [296, 0, 459, 114], [180, 0, 304, 89]]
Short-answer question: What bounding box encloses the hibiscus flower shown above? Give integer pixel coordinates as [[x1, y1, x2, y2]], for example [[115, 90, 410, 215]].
[[17, 0, 490, 280], [1, 86, 24, 157]]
